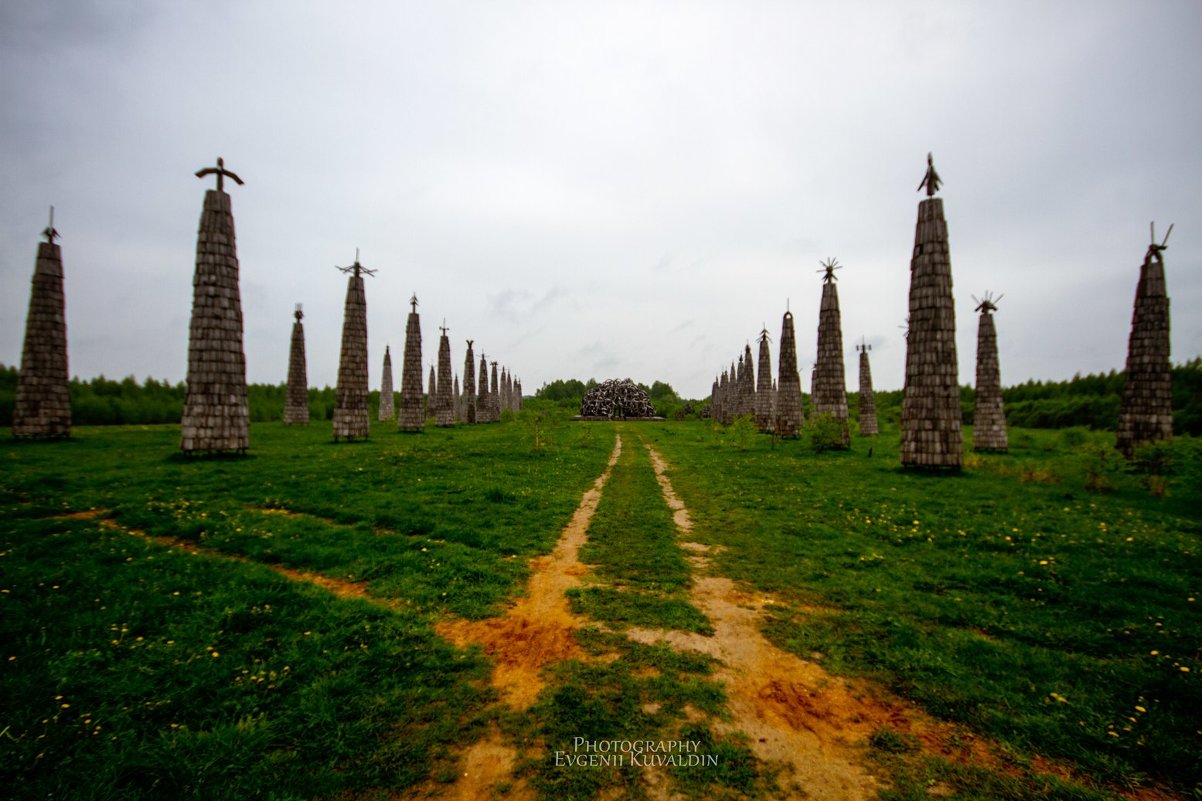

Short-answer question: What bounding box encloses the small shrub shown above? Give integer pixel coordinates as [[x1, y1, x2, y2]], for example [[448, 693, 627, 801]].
[[807, 413, 847, 453], [1084, 449, 1120, 493], [726, 415, 756, 450]]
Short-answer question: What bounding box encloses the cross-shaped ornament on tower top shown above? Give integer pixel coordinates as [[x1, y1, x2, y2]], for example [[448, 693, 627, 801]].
[[42, 206, 60, 243], [336, 248, 377, 278], [410, 293, 419, 313], [195, 157, 244, 192], [440, 319, 450, 336]]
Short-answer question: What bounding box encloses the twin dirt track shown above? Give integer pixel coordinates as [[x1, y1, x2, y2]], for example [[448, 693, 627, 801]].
[[424, 433, 938, 800]]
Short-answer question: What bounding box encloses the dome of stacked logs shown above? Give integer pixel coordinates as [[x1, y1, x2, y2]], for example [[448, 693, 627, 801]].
[[579, 379, 658, 419]]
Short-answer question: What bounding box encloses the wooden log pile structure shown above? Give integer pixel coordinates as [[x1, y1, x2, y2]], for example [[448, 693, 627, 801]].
[[12, 209, 71, 439], [776, 310, 804, 437], [1116, 225, 1174, 456], [180, 159, 250, 455], [398, 294, 424, 432], [283, 304, 309, 425], [901, 153, 962, 469], [332, 254, 373, 441], [579, 378, 657, 419], [812, 259, 850, 448], [378, 344, 395, 421], [971, 293, 1008, 451], [856, 341, 878, 436], [435, 323, 454, 427], [754, 326, 774, 432]]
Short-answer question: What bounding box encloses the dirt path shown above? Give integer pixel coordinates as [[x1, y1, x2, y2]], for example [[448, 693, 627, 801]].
[[635, 445, 889, 799], [82, 515, 384, 605], [424, 434, 624, 801]]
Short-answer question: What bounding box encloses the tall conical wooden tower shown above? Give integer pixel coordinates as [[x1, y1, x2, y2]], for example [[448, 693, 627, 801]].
[[332, 253, 374, 441], [741, 343, 756, 418], [427, 365, 436, 417], [856, 341, 878, 436], [813, 259, 850, 448], [12, 208, 71, 439], [378, 345, 395, 421], [181, 158, 250, 455], [490, 361, 501, 420], [398, 293, 424, 432], [283, 304, 309, 425], [754, 326, 774, 433], [971, 293, 1008, 451], [477, 353, 492, 422], [1116, 224, 1174, 456], [776, 309, 803, 437], [463, 340, 477, 423], [901, 153, 962, 469], [436, 322, 454, 427]]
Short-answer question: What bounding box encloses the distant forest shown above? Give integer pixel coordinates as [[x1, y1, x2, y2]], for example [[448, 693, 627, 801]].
[[2, 360, 1201, 435]]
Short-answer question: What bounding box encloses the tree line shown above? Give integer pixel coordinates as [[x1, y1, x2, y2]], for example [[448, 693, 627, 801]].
[[2, 360, 1199, 434]]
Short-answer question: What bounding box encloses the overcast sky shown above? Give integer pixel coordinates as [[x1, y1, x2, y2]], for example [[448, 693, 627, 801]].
[[2, 1, 1200, 399]]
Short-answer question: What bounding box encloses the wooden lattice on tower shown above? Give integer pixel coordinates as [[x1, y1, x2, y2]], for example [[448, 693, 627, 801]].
[[12, 208, 71, 439], [332, 252, 375, 441], [378, 344, 395, 421], [901, 153, 962, 469], [813, 258, 850, 448], [181, 158, 250, 455], [463, 340, 477, 423], [1116, 224, 1174, 457], [490, 361, 500, 420], [741, 343, 756, 418], [856, 340, 878, 436], [477, 353, 492, 422], [775, 309, 804, 437], [971, 292, 1008, 451], [436, 321, 454, 427], [398, 293, 424, 432], [755, 326, 774, 433], [283, 304, 309, 425]]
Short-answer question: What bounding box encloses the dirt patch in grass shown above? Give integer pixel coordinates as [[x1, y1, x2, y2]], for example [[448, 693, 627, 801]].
[[436, 434, 623, 711], [401, 725, 533, 801], [97, 518, 379, 605]]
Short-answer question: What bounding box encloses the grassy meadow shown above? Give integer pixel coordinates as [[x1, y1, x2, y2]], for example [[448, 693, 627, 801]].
[[2, 409, 1200, 800]]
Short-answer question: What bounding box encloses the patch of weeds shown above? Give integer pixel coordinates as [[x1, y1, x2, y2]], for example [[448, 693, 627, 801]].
[[869, 726, 920, 754], [568, 587, 713, 634]]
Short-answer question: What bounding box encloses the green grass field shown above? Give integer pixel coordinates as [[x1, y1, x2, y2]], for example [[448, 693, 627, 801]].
[[2, 411, 1199, 800]]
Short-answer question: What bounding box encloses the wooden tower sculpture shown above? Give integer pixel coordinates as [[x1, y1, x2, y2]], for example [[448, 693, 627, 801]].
[[12, 208, 71, 438], [378, 345, 395, 421], [436, 321, 455, 427], [971, 292, 1008, 451], [463, 340, 477, 423], [1116, 224, 1174, 456], [813, 258, 851, 448], [901, 153, 962, 469], [856, 340, 878, 436], [490, 361, 501, 420], [755, 325, 774, 432], [775, 309, 804, 438], [283, 304, 309, 425], [398, 293, 424, 432], [427, 364, 436, 417], [332, 252, 374, 441], [475, 353, 491, 422], [181, 158, 250, 455], [741, 343, 756, 418]]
